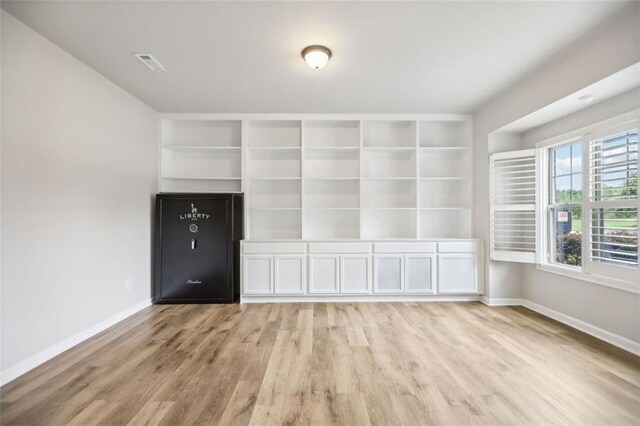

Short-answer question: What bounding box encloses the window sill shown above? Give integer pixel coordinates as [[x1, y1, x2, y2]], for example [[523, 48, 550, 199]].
[[536, 264, 640, 295]]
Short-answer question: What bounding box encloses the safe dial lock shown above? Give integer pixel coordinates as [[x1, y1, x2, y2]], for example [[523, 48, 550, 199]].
[[189, 224, 199, 233]]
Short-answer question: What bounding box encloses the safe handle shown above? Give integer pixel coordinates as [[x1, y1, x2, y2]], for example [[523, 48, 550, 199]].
[[191, 239, 196, 250]]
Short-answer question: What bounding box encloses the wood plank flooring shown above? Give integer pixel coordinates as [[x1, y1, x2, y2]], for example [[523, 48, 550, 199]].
[[1, 302, 639, 425]]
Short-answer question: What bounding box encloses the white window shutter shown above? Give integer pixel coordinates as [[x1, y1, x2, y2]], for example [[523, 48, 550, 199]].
[[490, 149, 539, 263]]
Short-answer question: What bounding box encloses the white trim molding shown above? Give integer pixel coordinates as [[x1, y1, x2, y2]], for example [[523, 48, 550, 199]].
[[241, 295, 481, 304], [1, 299, 152, 386], [480, 296, 523, 306], [521, 300, 640, 356], [536, 264, 640, 295]]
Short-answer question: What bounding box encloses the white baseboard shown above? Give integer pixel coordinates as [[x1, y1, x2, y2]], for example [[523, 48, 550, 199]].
[[480, 296, 523, 306], [241, 295, 482, 303], [521, 300, 640, 356], [1, 298, 152, 386]]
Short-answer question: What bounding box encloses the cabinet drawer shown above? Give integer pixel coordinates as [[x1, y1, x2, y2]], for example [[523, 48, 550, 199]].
[[374, 242, 436, 253], [308, 242, 371, 254], [438, 241, 479, 253], [243, 242, 306, 254]]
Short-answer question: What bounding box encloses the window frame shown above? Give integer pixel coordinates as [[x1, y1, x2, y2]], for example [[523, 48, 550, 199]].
[[547, 137, 583, 269], [536, 110, 639, 294]]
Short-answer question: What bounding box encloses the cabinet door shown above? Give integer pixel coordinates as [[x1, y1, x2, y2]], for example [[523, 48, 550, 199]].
[[243, 255, 273, 294], [340, 255, 370, 294], [274, 255, 305, 294], [405, 255, 435, 293], [438, 254, 478, 294], [374, 255, 404, 293], [309, 255, 339, 294]]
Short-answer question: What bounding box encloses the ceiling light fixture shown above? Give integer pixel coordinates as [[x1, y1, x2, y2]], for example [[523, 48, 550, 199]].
[[302, 45, 332, 70], [578, 94, 595, 104]]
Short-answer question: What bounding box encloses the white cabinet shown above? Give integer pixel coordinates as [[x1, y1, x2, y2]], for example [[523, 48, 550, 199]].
[[373, 255, 404, 293], [243, 255, 273, 294], [340, 255, 370, 294], [438, 254, 477, 294], [309, 255, 339, 294], [274, 255, 305, 294], [373, 254, 436, 294], [241, 240, 482, 299], [405, 255, 435, 293]]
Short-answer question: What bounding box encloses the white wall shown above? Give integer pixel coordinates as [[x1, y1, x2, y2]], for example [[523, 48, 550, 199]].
[[1, 12, 159, 379], [518, 89, 640, 344], [472, 2, 639, 343]]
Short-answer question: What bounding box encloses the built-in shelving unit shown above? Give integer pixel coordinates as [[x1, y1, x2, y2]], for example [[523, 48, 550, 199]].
[[302, 120, 362, 239], [417, 120, 472, 238], [247, 121, 303, 239], [160, 120, 242, 192], [159, 115, 472, 240]]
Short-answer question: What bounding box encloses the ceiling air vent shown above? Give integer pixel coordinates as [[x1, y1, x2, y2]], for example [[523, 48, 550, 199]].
[[134, 53, 166, 71]]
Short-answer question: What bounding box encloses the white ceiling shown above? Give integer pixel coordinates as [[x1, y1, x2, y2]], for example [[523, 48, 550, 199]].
[[1, 1, 632, 113]]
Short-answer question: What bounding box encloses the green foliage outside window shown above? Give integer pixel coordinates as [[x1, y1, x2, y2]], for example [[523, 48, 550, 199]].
[[556, 232, 582, 266]]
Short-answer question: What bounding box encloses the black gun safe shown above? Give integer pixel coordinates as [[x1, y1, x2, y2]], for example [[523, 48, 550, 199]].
[[154, 193, 243, 303]]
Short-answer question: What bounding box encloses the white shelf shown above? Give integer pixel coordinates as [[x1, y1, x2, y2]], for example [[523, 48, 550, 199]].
[[419, 177, 465, 180], [305, 208, 359, 239], [420, 207, 471, 210], [248, 146, 301, 151], [362, 209, 416, 239], [304, 148, 359, 179], [163, 176, 241, 180], [248, 120, 301, 148], [249, 179, 300, 209], [305, 120, 360, 148], [419, 146, 467, 151], [162, 147, 241, 180], [162, 177, 241, 193], [363, 121, 416, 148], [162, 120, 241, 147], [364, 207, 416, 210], [419, 120, 469, 148], [362, 178, 416, 209], [363, 147, 416, 151], [419, 178, 470, 209], [251, 207, 301, 211], [250, 208, 301, 239], [363, 177, 416, 180], [306, 207, 359, 210], [251, 177, 302, 181], [248, 147, 301, 179], [162, 145, 241, 151], [304, 177, 360, 180], [419, 149, 469, 179], [305, 146, 360, 151], [419, 209, 471, 239], [363, 148, 416, 178], [304, 178, 359, 209]]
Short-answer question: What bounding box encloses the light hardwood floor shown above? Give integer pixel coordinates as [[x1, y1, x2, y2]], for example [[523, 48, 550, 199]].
[[1, 302, 639, 425]]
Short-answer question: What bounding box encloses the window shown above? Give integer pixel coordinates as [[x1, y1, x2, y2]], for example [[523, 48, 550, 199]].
[[543, 120, 638, 285], [549, 142, 583, 267], [587, 129, 638, 280], [490, 111, 639, 291]]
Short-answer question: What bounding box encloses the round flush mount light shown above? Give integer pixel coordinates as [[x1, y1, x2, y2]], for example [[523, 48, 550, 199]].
[[302, 45, 332, 70], [578, 94, 595, 104]]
